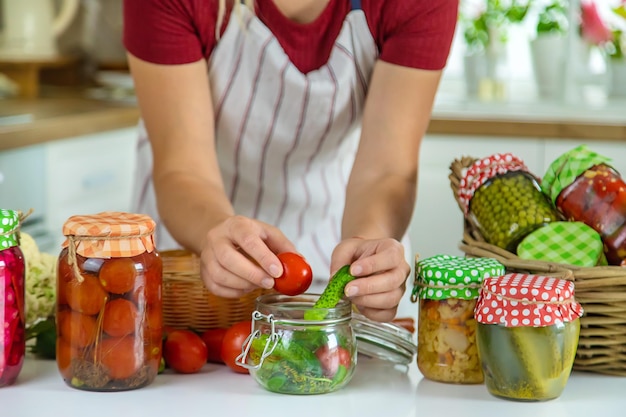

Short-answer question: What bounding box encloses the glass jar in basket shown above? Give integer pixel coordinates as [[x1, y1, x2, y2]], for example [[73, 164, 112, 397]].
[[458, 153, 560, 251]]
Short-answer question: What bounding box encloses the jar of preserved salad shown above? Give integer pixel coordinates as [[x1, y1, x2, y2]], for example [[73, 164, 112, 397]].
[[411, 254, 506, 384], [458, 153, 560, 251], [56, 211, 162, 391], [475, 273, 583, 402], [0, 209, 25, 388], [542, 145, 626, 265], [238, 293, 357, 395]]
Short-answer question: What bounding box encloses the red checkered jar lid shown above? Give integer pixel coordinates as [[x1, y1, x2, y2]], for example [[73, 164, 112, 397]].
[[457, 153, 528, 215], [475, 273, 583, 327]]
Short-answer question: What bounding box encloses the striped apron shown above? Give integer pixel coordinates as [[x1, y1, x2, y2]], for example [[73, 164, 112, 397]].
[[134, 0, 413, 298]]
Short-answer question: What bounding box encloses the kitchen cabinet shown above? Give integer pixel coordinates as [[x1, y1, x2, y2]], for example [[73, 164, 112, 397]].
[[0, 127, 137, 252], [44, 127, 137, 250], [407, 134, 626, 262]]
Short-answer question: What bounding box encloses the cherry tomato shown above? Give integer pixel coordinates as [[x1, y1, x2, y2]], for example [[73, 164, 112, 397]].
[[99, 336, 143, 380], [221, 321, 252, 374], [99, 257, 137, 295], [200, 328, 228, 363], [102, 298, 138, 338], [163, 330, 208, 374], [315, 345, 352, 377], [273, 252, 313, 296]]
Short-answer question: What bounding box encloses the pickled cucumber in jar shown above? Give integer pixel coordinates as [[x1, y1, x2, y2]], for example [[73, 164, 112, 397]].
[[475, 273, 583, 402], [458, 154, 560, 251]]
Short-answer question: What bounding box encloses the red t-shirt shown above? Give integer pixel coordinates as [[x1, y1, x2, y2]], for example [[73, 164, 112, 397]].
[[123, 0, 458, 74]]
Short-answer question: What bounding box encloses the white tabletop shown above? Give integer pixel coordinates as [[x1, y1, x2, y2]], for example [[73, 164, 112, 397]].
[[2, 356, 625, 417]]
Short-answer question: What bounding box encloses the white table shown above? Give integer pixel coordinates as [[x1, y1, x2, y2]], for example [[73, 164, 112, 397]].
[[2, 356, 625, 417]]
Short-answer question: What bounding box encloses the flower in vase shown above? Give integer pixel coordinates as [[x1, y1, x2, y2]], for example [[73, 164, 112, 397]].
[[580, 0, 614, 46]]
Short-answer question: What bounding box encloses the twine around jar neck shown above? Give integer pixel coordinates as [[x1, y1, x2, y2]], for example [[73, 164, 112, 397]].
[[66, 230, 153, 283], [0, 208, 33, 246]]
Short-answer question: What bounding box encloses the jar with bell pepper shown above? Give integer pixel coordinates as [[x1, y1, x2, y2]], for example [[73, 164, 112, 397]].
[[542, 145, 626, 265], [458, 153, 560, 252]]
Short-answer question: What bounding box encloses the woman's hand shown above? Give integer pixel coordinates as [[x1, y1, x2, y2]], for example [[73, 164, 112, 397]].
[[200, 215, 297, 298], [330, 237, 409, 322]]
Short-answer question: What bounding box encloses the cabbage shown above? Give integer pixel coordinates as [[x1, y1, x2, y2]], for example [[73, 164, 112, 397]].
[[19, 233, 57, 329]]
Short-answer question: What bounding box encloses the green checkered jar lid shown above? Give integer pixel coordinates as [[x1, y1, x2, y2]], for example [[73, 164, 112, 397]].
[[0, 209, 20, 250], [542, 145, 613, 204], [412, 255, 506, 301], [516, 221, 607, 267]]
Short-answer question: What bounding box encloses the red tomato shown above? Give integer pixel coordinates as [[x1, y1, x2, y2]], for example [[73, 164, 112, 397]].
[[273, 252, 313, 296], [200, 328, 228, 363], [315, 345, 352, 377], [221, 321, 252, 374], [163, 330, 208, 374]]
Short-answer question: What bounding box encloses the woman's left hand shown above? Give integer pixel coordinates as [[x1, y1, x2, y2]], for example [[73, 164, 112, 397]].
[[330, 237, 409, 322]]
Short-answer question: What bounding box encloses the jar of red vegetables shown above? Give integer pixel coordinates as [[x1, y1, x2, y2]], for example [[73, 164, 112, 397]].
[[458, 153, 560, 252], [542, 145, 626, 265], [0, 209, 25, 388], [56, 211, 162, 391]]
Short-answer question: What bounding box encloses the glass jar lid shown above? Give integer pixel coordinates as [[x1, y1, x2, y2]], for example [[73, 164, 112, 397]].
[[0, 209, 20, 249], [351, 313, 417, 365]]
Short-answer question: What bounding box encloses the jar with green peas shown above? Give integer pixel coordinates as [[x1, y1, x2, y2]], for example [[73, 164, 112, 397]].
[[458, 153, 560, 252]]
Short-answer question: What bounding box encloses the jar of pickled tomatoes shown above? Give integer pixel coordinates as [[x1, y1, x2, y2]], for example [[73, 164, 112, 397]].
[[458, 153, 560, 252], [0, 209, 25, 388], [542, 145, 626, 265], [412, 254, 506, 384], [56, 211, 162, 391]]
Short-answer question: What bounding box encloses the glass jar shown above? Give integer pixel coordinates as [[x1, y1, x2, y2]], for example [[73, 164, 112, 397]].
[[56, 211, 162, 391], [475, 273, 583, 402], [412, 254, 505, 384], [458, 153, 560, 251], [0, 209, 25, 388], [238, 293, 356, 395], [542, 145, 626, 265]]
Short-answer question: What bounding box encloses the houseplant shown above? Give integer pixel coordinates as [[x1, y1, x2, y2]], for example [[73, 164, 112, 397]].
[[529, 0, 569, 99], [460, 0, 530, 99]]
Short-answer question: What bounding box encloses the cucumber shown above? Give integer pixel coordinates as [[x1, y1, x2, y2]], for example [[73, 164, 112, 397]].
[[304, 265, 355, 321]]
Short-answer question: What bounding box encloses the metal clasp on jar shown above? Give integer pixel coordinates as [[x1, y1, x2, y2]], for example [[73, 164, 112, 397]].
[[235, 310, 280, 370]]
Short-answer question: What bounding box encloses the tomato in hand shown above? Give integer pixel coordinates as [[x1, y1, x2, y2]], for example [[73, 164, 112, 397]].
[[200, 328, 228, 363], [221, 321, 252, 374], [273, 252, 313, 296], [163, 330, 208, 374], [315, 345, 352, 378]]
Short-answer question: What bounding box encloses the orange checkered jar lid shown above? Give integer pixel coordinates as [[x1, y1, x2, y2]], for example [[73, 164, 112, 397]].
[[62, 211, 156, 258]]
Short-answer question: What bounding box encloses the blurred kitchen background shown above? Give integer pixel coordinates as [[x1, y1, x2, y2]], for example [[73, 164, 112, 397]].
[[0, 0, 625, 264]]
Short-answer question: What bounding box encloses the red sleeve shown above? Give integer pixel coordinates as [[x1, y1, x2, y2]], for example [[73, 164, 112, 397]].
[[363, 0, 459, 70], [123, 0, 218, 65]]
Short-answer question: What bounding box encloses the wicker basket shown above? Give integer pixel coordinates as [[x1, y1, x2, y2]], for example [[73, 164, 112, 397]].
[[450, 156, 626, 376], [161, 250, 270, 331]]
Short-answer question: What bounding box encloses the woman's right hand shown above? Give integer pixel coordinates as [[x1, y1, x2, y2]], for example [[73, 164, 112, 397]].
[[200, 215, 297, 298]]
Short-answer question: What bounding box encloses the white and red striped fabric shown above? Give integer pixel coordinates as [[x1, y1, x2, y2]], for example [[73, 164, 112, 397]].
[[132, 1, 412, 288]]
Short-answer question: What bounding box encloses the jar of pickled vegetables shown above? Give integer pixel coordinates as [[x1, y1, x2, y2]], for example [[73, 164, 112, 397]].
[[238, 293, 357, 395], [475, 273, 583, 402], [458, 153, 560, 251], [411, 254, 505, 384], [542, 145, 626, 265], [0, 209, 25, 388], [56, 211, 162, 391]]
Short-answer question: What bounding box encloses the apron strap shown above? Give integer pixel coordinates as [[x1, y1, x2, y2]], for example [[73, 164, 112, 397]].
[[351, 0, 361, 10]]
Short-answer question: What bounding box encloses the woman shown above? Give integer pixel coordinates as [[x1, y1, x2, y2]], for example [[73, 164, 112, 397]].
[[123, 0, 457, 322]]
